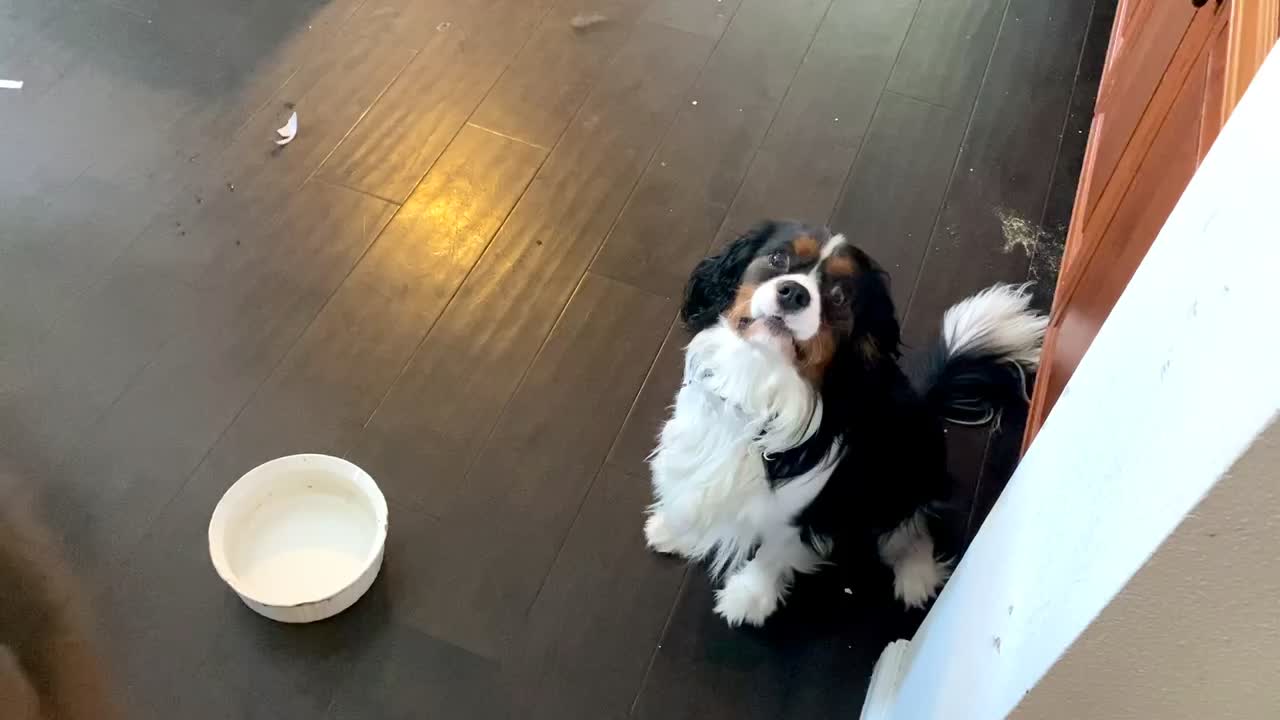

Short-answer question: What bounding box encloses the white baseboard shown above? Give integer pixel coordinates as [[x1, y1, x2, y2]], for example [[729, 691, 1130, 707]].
[[859, 639, 911, 720]]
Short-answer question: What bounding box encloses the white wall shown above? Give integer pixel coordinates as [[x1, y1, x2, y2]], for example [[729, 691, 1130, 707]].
[[1011, 419, 1280, 719], [864, 46, 1280, 720]]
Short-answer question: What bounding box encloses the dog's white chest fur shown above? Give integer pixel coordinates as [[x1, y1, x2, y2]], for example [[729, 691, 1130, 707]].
[[646, 324, 834, 578]]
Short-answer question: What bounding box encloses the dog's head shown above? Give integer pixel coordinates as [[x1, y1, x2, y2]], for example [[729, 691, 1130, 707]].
[[682, 220, 900, 385]]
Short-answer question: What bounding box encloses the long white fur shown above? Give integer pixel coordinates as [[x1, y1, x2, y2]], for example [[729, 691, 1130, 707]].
[[941, 283, 1047, 366], [877, 510, 952, 609], [819, 233, 847, 260], [713, 524, 822, 626], [646, 321, 829, 583]]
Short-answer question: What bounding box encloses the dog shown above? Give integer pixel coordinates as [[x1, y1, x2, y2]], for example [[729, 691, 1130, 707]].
[[644, 220, 1046, 626], [1, 471, 119, 720]]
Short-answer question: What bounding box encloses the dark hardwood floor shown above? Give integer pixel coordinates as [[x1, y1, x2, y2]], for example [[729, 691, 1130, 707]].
[[1, 0, 1112, 716]]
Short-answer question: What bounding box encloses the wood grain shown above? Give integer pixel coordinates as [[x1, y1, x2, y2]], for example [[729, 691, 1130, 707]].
[[219, 125, 544, 509], [591, 0, 832, 298], [887, 0, 1006, 110], [468, 0, 656, 147], [828, 92, 968, 309], [349, 22, 713, 514], [901, 0, 1095, 347], [505, 462, 687, 719], [51, 182, 397, 587], [316, 0, 552, 201], [379, 274, 674, 659]]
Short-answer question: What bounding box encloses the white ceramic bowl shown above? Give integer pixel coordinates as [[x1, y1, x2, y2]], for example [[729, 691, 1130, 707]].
[[208, 454, 388, 623]]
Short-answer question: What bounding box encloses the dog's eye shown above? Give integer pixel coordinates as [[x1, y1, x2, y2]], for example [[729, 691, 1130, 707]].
[[768, 251, 789, 270], [829, 286, 847, 305]]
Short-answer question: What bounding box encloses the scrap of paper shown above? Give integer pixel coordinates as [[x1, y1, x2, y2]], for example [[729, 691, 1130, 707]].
[[569, 13, 607, 29], [275, 111, 298, 146], [0, 79, 24, 90]]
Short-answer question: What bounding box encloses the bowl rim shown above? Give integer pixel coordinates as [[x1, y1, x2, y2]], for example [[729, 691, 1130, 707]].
[[207, 453, 388, 609]]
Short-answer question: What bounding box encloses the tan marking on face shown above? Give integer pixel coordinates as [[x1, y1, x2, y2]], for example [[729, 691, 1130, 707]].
[[726, 283, 758, 332], [795, 325, 837, 385], [793, 235, 820, 259], [824, 254, 856, 277]]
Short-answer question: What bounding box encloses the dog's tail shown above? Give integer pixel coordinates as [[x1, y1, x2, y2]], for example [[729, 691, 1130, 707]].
[[909, 283, 1048, 426]]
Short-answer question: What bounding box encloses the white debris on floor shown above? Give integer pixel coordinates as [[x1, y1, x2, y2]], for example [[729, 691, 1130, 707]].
[[0, 79, 23, 90], [995, 206, 1046, 257], [569, 13, 607, 30], [275, 111, 298, 146]]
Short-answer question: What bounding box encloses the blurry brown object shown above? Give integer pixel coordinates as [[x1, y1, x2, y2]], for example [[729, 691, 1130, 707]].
[[0, 474, 120, 720]]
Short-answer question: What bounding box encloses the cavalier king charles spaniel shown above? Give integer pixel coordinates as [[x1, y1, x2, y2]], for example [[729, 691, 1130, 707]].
[[644, 220, 1046, 626]]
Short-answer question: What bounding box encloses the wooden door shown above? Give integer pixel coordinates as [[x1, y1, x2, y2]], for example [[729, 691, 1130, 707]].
[[1025, 0, 1279, 447]]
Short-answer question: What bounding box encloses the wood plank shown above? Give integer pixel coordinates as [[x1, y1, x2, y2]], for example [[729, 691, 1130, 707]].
[[316, 0, 552, 201], [214, 126, 544, 512], [886, 0, 1007, 110], [716, 0, 920, 247], [105, 508, 500, 719], [169, 0, 375, 153], [1223, 0, 1280, 117], [1199, 11, 1233, 162], [97, 0, 368, 86], [587, 95, 772, 298], [0, 0, 82, 119], [504, 463, 687, 720], [1060, 4, 1219, 302], [10, 0, 367, 189], [87, 188, 399, 719], [632, 567, 904, 720], [0, 175, 164, 352], [591, 0, 832, 298], [1033, 47, 1207, 434], [98, 494, 327, 719], [894, 0, 1094, 525], [900, 0, 1095, 348], [379, 274, 674, 659], [643, 0, 743, 38], [695, 0, 832, 108], [47, 183, 397, 586], [468, 0, 657, 147], [1084, 1, 1198, 220], [325, 620, 507, 720], [2, 31, 416, 486], [347, 22, 713, 514], [1033, 0, 1117, 311], [763, 0, 918, 151], [0, 0, 375, 328], [827, 91, 968, 309], [0, 2, 220, 198], [604, 320, 687, 477]]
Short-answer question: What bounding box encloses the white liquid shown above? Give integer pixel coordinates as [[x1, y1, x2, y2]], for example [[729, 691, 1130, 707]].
[[230, 492, 376, 606]]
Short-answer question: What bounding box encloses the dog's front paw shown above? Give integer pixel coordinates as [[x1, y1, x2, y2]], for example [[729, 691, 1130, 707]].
[[714, 566, 780, 627], [893, 555, 951, 609], [644, 513, 691, 557]]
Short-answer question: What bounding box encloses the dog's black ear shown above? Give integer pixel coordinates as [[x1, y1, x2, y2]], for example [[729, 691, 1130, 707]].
[[850, 255, 902, 363], [681, 221, 776, 333]]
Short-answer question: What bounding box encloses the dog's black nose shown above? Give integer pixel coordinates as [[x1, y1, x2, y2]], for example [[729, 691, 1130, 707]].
[[776, 280, 810, 312]]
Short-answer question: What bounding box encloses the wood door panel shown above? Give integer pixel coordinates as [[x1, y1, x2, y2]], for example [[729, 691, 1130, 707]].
[[1225, 0, 1280, 113], [1061, 5, 1222, 305], [1035, 56, 1207, 418], [1200, 11, 1233, 161], [1027, 0, 1279, 447], [1085, 0, 1197, 223]]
